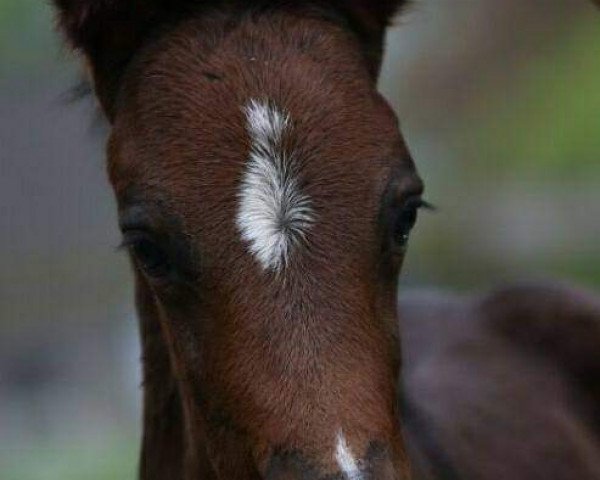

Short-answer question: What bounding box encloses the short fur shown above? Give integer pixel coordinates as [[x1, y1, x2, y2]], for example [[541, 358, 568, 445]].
[[52, 1, 414, 479]]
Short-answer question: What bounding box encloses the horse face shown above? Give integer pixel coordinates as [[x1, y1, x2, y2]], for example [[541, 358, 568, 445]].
[[54, 2, 417, 478]]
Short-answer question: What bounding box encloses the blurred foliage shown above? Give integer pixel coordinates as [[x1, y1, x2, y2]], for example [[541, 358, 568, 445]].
[[404, 9, 600, 290], [0, 0, 58, 70], [468, 13, 600, 179], [2, 436, 137, 480]]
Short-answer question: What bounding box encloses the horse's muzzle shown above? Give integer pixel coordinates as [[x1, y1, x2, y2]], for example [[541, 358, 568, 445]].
[[264, 442, 408, 480]]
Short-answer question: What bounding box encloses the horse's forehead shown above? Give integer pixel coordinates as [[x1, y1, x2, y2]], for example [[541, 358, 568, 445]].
[[113, 61, 401, 201], [115, 92, 395, 212], [111, 13, 403, 187]]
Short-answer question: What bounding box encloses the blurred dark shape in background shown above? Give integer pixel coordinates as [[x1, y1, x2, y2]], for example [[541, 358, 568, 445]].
[[0, 1, 598, 478]]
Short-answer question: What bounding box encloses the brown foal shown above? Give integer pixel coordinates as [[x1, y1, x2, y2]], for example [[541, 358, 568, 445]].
[[53, 1, 416, 479]]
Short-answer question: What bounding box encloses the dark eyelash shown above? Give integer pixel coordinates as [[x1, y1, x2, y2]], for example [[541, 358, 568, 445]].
[[116, 239, 133, 252], [404, 197, 436, 213], [115, 239, 130, 253], [62, 78, 93, 105], [418, 199, 437, 212], [116, 230, 152, 251]]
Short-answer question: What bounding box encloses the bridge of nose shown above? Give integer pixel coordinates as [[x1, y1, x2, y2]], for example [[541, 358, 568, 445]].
[[264, 439, 403, 480]]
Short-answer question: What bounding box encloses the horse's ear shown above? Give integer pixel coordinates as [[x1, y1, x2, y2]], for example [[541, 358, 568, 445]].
[[329, 0, 409, 77], [52, 0, 166, 118], [53, 0, 408, 115]]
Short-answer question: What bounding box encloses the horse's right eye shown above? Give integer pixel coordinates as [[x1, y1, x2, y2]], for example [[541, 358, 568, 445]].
[[390, 197, 434, 250], [123, 233, 171, 279], [391, 197, 422, 248]]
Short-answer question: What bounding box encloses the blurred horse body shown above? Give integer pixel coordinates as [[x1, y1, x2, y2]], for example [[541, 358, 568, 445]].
[[401, 283, 600, 480]]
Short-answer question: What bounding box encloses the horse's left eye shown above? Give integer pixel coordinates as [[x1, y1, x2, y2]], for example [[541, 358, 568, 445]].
[[123, 233, 171, 279], [392, 197, 426, 248]]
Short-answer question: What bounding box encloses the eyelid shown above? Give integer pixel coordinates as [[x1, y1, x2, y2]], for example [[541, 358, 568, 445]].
[[118, 229, 154, 250], [118, 203, 158, 233], [119, 218, 154, 234], [120, 225, 198, 284]]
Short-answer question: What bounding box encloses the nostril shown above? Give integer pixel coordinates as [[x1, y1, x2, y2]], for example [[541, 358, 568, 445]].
[[265, 451, 321, 480], [359, 442, 408, 480]]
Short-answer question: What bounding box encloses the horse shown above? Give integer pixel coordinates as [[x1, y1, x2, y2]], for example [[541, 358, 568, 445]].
[[53, 1, 418, 478], [51, 1, 600, 479], [400, 283, 600, 480]]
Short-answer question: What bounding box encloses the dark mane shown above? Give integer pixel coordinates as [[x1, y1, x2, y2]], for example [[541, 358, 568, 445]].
[[53, 0, 410, 113]]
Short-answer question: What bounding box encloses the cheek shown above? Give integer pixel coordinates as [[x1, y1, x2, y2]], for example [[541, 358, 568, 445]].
[[155, 291, 233, 388], [378, 253, 403, 294], [158, 300, 205, 350], [374, 265, 402, 351], [142, 280, 206, 369]]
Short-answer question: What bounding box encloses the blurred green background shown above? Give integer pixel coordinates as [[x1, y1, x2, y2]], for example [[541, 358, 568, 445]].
[[1, 1, 599, 478]]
